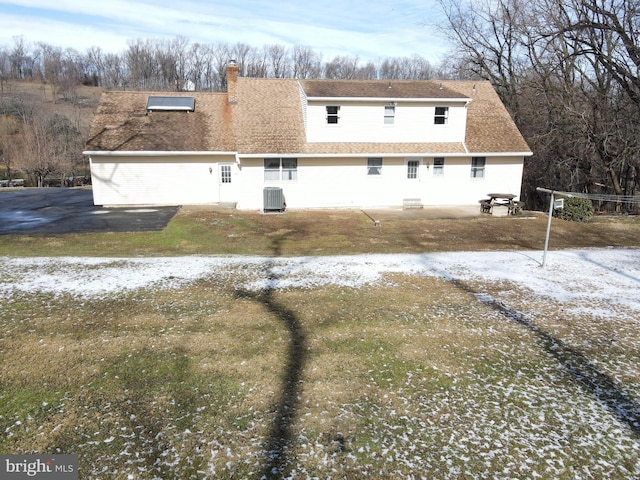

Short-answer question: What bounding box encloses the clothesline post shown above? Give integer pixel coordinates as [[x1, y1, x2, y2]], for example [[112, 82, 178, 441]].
[[537, 187, 556, 268]]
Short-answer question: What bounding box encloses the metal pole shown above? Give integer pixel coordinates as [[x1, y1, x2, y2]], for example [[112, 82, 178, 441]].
[[542, 192, 554, 267], [536, 187, 556, 268]]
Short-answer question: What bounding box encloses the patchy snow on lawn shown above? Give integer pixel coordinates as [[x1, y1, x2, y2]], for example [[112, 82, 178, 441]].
[[2, 248, 640, 479], [1, 248, 639, 320]]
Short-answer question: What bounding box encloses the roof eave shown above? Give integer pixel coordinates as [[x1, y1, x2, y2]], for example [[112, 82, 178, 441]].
[[83, 151, 236, 156], [238, 151, 533, 158], [306, 96, 471, 103]]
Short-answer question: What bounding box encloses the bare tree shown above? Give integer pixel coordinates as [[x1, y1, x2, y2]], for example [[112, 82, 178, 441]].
[[0, 114, 19, 182], [266, 44, 290, 78], [324, 55, 361, 79], [292, 45, 322, 79], [438, 0, 530, 115]]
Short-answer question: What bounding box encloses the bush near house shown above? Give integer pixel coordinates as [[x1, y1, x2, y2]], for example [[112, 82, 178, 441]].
[[553, 196, 594, 222]]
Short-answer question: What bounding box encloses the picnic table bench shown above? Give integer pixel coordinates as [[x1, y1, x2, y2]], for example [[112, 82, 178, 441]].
[[479, 193, 524, 216]]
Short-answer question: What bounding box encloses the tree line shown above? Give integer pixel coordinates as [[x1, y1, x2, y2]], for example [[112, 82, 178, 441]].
[[0, 36, 440, 93], [1, 0, 639, 212], [440, 0, 640, 211]]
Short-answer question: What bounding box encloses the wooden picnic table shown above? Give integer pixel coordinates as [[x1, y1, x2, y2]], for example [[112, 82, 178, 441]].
[[480, 193, 523, 215]]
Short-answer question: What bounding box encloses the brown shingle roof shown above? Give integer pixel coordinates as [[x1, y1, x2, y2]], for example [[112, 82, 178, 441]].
[[233, 78, 306, 154], [302, 142, 466, 155], [85, 78, 530, 156], [299, 79, 469, 99], [447, 81, 530, 153], [85, 91, 235, 152]]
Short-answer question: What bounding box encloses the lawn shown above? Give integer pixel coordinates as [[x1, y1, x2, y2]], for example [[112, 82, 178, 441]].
[[1, 246, 640, 479], [1, 207, 640, 256]]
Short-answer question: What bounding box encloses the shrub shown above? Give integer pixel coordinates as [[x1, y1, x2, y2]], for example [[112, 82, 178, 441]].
[[553, 196, 594, 222]]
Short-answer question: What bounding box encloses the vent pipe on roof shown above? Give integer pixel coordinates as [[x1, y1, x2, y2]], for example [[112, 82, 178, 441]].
[[227, 60, 239, 105]]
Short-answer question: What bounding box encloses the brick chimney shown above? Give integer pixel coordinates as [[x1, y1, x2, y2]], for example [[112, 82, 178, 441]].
[[227, 60, 239, 104]]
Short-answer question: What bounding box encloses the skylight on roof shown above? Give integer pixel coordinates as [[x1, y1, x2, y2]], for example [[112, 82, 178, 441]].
[[146, 96, 195, 112]]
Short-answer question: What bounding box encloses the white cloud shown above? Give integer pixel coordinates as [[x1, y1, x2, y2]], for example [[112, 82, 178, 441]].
[[0, 0, 450, 62]]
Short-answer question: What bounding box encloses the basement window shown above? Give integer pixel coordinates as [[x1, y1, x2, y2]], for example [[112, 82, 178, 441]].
[[146, 96, 195, 112]]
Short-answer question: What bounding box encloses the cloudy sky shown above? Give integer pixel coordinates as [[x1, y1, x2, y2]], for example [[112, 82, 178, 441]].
[[0, 0, 451, 63]]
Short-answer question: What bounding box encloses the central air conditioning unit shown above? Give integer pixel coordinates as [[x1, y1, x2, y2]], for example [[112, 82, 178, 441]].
[[263, 187, 285, 212]]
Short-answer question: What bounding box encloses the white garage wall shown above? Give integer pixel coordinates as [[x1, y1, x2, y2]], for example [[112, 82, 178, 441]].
[[90, 155, 237, 205]]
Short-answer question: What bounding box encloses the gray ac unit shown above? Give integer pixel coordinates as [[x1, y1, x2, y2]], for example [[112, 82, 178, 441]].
[[263, 187, 285, 212]]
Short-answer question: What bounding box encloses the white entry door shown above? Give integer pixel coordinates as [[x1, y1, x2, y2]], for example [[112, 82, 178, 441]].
[[218, 163, 234, 203]]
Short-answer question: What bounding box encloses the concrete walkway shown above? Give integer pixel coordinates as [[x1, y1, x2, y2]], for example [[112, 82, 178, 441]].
[[363, 205, 482, 220]]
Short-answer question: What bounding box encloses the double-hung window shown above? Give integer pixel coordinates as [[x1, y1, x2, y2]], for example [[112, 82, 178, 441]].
[[326, 105, 340, 124], [433, 157, 444, 176], [384, 105, 395, 124], [367, 158, 383, 175], [434, 106, 449, 125], [265, 158, 298, 181], [471, 156, 486, 178]]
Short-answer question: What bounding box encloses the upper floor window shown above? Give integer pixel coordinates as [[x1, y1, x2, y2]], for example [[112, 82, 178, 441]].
[[434, 106, 449, 125], [368, 158, 383, 175], [265, 158, 298, 181], [433, 157, 445, 176], [471, 156, 486, 178], [384, 105, 395, 124], [326, 105, 340, 124]]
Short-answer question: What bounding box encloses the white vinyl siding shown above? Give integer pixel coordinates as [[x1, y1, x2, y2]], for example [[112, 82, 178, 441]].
[[89, 155, 236, 205], [231, 156, 524, 210], [305, 101, 467, 143]]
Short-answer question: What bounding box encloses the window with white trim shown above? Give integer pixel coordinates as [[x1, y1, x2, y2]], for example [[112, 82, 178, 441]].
[[384, 105, 395, 124], [407, 160, 419, 179], [434, 106, 449, 125], [433, 157, 444, 176], [265, 158, 298, 181], [221, 164, 232, 183], [326, 105, 340, 124], [367, 158, 382, 175], [471, 156, 486, 178]]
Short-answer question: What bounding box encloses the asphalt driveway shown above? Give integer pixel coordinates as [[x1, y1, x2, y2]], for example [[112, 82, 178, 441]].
[[0, 188, 179, 235]]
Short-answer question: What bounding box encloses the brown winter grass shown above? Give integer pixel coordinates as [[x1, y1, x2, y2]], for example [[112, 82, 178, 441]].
[[2, 268, 640, 478], [2, 210, 640, 478], [1, 207, 639, 256]]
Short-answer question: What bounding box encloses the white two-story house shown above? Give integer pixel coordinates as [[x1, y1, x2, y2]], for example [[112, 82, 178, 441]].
[[84, 62, 531, 210]]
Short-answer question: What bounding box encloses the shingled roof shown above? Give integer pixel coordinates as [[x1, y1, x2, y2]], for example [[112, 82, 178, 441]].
[[85, 76, 530, 156], [299, 79, 469, 99], [85, 91, 235, 152]]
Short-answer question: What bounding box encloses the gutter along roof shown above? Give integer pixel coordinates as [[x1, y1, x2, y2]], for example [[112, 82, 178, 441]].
[[85, 77, 531, 158]]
